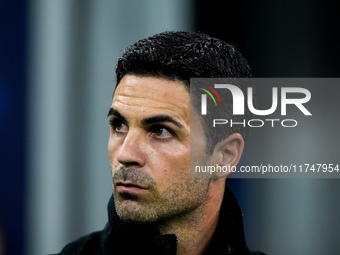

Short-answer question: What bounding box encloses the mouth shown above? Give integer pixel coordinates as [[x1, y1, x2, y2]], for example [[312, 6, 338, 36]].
[[115, 181, 148, 194]]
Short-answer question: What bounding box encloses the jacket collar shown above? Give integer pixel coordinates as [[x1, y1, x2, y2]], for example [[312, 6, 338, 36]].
[[101, 186, 250, 254], [209, 187, 250, 254]]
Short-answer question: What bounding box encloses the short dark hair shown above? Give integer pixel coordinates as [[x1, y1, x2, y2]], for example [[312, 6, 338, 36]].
[[115, 31, 252, 154]]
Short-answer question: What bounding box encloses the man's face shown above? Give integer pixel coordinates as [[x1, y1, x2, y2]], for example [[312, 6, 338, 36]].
[[108, 75, 210, 223]]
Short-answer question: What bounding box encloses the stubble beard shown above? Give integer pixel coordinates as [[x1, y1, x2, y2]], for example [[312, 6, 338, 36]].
[[112, 166, 211, 224]]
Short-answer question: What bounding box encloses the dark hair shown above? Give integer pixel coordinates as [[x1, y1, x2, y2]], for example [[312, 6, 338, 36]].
[[115, 31, 252, 154]]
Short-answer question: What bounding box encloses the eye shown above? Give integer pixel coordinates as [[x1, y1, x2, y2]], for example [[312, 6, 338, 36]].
[[110, 119, 128, 134], [150, 125, 173, 140]]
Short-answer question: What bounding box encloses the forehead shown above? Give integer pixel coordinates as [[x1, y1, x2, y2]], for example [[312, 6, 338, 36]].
[[112, 75, 190, 120]]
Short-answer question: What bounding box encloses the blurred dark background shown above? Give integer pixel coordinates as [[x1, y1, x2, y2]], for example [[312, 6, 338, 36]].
[[197, 0, 340, 77], [1, 0, 339, 254], [0, 1, 27, 255]]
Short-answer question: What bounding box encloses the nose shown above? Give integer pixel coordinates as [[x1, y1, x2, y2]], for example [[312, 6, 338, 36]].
[[115, 129, 145, 168]]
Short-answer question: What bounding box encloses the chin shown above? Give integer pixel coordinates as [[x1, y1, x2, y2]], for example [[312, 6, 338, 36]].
[[115, 199, 158, 223]]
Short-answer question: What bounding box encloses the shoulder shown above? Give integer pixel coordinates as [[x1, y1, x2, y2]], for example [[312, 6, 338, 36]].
[[53, 231, 103, 255], [250, 251, 267, 255]]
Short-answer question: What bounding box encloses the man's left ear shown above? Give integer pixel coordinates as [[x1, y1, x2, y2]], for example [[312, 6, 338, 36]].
[[210, 133, 245, 178]]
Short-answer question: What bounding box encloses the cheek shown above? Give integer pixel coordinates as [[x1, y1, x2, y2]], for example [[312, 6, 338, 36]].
[[108, 138, 114, 158], [151, 151, 191, 189], [108, 138, 119, 166]]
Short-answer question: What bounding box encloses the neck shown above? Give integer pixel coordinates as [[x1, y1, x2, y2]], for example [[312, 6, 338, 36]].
[[157, 179, 225, 255]]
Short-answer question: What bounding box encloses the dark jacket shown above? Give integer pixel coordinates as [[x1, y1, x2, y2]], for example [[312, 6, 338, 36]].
[[55, 187, 265, 255]]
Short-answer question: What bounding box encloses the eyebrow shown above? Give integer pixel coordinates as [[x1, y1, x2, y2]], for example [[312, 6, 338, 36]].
[[107, 108, 183, 128], [142, 115, 183, 128], [107, 108, 127, 123]]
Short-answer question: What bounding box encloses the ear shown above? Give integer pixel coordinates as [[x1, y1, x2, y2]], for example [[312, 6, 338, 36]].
[[210, 133, 245, 178]]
